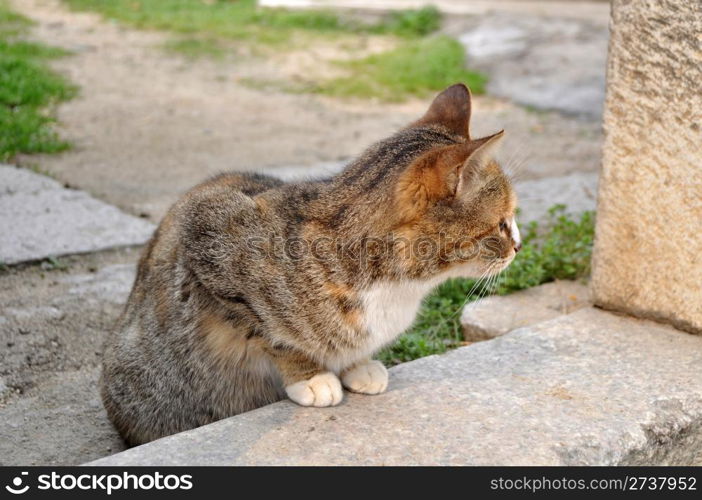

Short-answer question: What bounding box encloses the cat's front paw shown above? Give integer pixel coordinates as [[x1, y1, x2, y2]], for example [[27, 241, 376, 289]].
[[285, 372, 343, 407], [341, 360, 388, 395]]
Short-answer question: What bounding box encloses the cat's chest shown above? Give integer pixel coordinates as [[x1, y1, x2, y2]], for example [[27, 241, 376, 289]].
[[358, 280, 433, 350]]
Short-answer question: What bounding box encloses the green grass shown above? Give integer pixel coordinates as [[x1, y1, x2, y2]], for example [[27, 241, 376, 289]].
[[163, 36, 228, 59], [60, 1, 479, 102], [0, 2, 77, 161], [320, 35, 486, 101], [0, 2, 31, 37], [61, 0, 441, 44], [379, 206, 595, 366]]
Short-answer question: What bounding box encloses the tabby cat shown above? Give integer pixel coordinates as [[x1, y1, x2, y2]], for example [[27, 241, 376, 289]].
[[101, 84, 521, 445]]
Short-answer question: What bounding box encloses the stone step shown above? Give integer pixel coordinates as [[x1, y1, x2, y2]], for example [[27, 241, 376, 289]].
[[0, 165, 155, 265], [461, 279, 591, 341], [89, 308, 702, 466]]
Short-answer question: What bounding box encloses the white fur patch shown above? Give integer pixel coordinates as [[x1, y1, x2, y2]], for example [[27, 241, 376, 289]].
[[285, 372, 343, 407], [511, 217, 521, 246], [324, 263, 484, 372], [341, 360, 388, 395], [359, 279, 431, 354]]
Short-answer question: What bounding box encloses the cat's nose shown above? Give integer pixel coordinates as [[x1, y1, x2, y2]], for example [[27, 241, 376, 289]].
[[514, 242, 522, 253]]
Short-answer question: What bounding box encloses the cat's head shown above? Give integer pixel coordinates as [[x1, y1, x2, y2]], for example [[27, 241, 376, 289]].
[[389, 84, 520, 279]]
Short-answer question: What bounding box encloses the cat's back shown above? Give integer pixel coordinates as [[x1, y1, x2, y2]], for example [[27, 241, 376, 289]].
[[144, 172, 284, 274]]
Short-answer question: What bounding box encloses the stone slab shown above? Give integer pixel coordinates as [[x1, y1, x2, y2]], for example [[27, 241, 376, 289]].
[[0, 165, 155, 265], [90, 308, 702, 466], [591, 0, 702, 334], [461, 280, 590, 341]]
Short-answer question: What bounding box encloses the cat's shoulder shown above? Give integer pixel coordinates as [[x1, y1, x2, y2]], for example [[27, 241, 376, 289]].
[[176, 172, 283, 227]]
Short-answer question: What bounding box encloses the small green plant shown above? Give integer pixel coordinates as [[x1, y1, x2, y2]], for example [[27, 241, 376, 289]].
[[40, 256, 70, 271], [0, 2, 77, 161], [320, 35, 487, 101], [0, 1, 30, 37], [372, 6, 441, 38], [379, 206, 595, 366]]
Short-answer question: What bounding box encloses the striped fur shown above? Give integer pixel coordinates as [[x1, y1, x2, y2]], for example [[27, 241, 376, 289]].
[[101, 84, 521, 445]]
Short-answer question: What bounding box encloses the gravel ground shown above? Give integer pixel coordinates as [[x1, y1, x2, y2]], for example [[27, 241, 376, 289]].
[[0, 249, 137, 465]]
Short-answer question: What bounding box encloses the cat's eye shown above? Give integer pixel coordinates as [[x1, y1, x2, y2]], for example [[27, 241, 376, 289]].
[[499, 220, 508, 232]]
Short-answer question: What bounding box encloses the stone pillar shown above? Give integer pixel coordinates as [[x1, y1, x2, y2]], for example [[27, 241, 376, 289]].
[[591, 0, 702, 334]]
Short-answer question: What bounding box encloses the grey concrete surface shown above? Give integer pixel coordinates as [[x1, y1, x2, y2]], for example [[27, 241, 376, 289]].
[[90, 308, 702, 466], [0, 165, 155, 265], [461, 280, 590, 341], [261, 161, 347, 182], [515, 171, 598, 224], [0, 367, 124, 466], [456, 13, 608, 117], [0, 248, 138, 465], [260, 1, 611, 22]]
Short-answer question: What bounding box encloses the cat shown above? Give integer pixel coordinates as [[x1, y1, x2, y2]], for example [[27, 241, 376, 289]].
[[101, 83, 521, 445]]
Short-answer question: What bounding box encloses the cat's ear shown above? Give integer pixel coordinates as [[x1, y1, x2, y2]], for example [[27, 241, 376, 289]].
[[411, 83, 472, 138], [395, 130, 504, 221], [459, 130, 504, 183], [453, 130, 505, 197], [395, 130, 505, 221]]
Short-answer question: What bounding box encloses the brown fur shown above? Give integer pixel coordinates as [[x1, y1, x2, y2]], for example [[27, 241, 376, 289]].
[[101, 84, 520, 445]]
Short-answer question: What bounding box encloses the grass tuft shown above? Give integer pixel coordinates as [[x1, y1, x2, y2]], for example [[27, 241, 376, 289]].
[[379, 206, 595, 366], [0, 2, 77, 161], [320, 36, 486, 101], [163, 36, 228, 59], [377, 6, 442, 37]]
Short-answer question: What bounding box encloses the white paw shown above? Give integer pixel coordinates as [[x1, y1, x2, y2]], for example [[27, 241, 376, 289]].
[[341, 360, 388, 395], [285, 372, 343, 407]]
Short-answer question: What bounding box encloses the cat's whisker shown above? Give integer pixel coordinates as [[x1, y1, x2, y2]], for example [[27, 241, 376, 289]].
[[462, 263, 499, 312], [506, 157, 529, 184], [502, 141, 530, 181], [464, 267, 493, 301], [426, 266, 496, 339], [503, 142, 532, 185]]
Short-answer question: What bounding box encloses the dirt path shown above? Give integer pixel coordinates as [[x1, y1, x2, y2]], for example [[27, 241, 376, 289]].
[[11, 0, 601, 222]]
